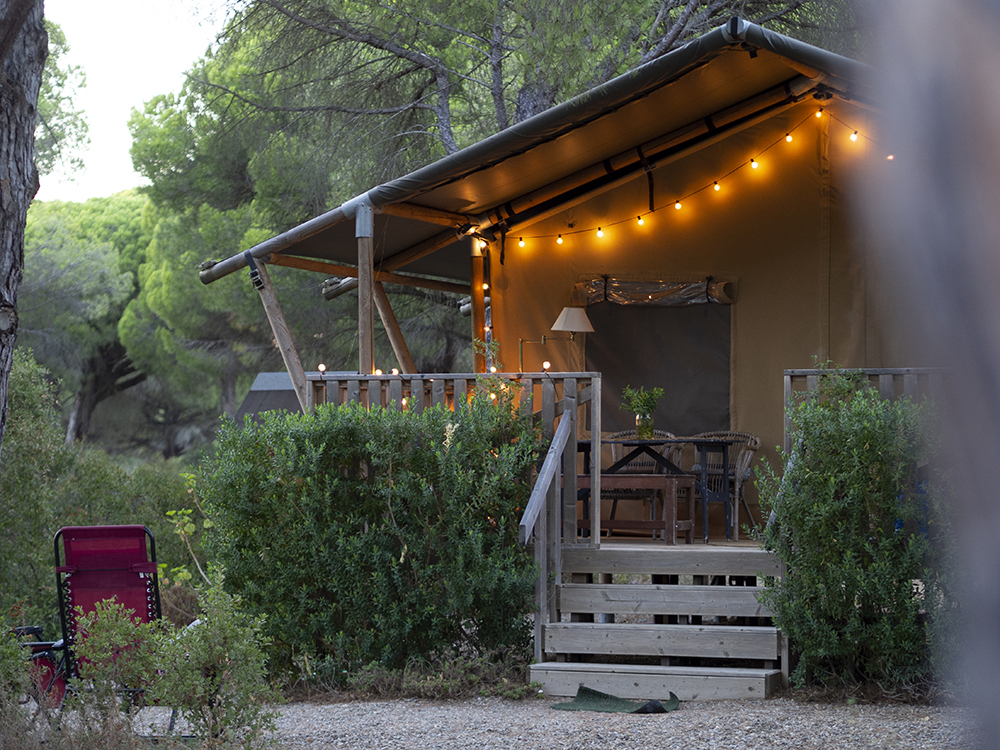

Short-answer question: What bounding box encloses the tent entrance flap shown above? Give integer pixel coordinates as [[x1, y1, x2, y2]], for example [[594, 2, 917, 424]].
[[576, 277, 735, 307]]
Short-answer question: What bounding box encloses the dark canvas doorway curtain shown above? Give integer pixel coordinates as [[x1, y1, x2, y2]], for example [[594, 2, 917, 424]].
[[585, 302, 730, 436]]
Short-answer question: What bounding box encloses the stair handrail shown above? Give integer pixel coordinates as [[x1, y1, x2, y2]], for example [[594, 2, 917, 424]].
[[519, 412, 572, 545]]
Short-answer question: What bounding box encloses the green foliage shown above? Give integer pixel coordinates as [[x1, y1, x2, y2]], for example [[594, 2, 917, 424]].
[[35, 21, 89, 178], [755, 367, 957, 695], [0, 351, 192, 635], [67, 581, 280, 748], [199, 390, 539, 674], [619, 384, 663, 416]]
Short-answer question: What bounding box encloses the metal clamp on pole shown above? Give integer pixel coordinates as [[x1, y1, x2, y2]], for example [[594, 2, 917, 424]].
[[244, 250, 264, 291]]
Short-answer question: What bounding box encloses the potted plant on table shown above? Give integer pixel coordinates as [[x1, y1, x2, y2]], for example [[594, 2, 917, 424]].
[[620, 385, 664, 439]]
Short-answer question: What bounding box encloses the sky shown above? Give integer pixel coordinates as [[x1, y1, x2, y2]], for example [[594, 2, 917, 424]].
[[35, 0, 230, 203]]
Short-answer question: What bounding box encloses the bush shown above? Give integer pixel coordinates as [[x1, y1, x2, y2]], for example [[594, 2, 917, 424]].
[[755, 367, 957, 696], [198, 386, 539, 675], [71, 579, 281, 748], [1, 350, 192, 636]]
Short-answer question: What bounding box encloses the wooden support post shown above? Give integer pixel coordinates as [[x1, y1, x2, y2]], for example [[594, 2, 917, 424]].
[[562, 380, 578, 544], [591, 373, 602, 547], [357, 204, 375, 374], [470, 246, 486, 373], [250, 261, 309, 413], [373, 282, 416, 373]]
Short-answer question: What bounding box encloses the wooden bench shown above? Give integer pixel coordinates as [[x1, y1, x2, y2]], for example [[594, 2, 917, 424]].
[[573, 473, 695, 544]]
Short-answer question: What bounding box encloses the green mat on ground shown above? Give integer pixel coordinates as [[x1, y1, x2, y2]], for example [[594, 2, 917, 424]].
[[550, 686, 680, 713]]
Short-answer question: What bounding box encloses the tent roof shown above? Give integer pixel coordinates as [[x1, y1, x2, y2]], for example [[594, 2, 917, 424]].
[[200, 18, 871, 287]]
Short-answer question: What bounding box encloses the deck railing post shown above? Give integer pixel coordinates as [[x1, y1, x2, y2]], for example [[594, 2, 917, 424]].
[[562, 379, 578, 545]]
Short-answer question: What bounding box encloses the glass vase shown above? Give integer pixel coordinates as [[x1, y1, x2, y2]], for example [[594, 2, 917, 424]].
[[635, 412, 654, 440]]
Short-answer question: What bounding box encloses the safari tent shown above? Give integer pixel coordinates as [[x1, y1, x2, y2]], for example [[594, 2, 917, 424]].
[[200, 17, 902, 700], [202, 17, 888, 517]]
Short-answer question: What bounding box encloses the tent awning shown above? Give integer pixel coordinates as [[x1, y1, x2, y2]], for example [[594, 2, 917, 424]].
[[199, 18, 872, 287]]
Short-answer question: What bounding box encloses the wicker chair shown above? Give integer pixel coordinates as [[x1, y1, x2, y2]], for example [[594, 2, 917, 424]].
[[603, 429, 681, 537], [689, 430, 761, 539]]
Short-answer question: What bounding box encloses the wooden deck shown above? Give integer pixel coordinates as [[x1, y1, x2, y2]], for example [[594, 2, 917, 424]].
[[530, 538, 786, 701]]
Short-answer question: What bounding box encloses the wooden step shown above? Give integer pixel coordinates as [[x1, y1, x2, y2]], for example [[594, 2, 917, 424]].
[[545, 622, 781, 660], [562, 543, 781, 578], [531, 661, 781, 701], [558, 583, 773, 618]]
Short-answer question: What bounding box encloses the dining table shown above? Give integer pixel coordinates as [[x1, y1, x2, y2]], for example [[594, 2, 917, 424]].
[[578, 436, 740, 542]]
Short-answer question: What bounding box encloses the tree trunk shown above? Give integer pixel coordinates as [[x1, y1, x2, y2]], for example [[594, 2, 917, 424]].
[[64, 340, 146, 444], [0, 0, 46, 470]]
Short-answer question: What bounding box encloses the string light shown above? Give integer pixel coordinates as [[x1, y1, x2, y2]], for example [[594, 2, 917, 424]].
[[490, 365, 498, 373], [482, 282, 489, 290], [509, 107, 885, 248], [391, 368, 399, 375], [317, 363, 326, 373], [542, 361, 551, 371], [886, 154, 895, 160], [374, 368, 383, 376]]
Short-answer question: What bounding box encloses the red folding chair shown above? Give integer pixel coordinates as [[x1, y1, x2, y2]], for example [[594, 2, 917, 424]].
[[18, 525, 162, 708]]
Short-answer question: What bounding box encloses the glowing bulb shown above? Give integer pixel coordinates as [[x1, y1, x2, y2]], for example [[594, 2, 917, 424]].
[[886, 154, 895, 161], [374, 369, 382, 376], [850, 130, 858, 142], [542, 361, 551, 371], [596, 227, 604, 238], [637, 216, 644, 226], [674, 201, 681, 210], [750, 158, 758, 169], [713, 181, 720, 191], [478, 239, 487, 249], [484, 325, 491, 332], [317, 363, 326, 373], [490, 365, 498, 374], [816, 108, 823, 118], [557, 234, 563, 244], [518, 237, 525, 247], [482, 282, 489, 290], [391, 368, 399, 375], [401, 397, 408, 406], [489, 392, 497, 401], [785, 133, 793, 142]]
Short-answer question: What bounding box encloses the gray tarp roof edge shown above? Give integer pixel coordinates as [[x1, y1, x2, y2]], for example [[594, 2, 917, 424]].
[[200, 17, 871, 285]]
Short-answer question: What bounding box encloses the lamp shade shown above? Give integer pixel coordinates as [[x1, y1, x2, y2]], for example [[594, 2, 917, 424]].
[[551, 306, 594, 333]]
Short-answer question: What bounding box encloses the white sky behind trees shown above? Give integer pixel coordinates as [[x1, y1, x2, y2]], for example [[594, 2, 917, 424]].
[[36, 0, 229, 203]]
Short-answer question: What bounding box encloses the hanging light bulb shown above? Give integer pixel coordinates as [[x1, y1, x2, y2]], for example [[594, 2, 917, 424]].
[[637, 216, 644, 226], [317, 363, 326, 373], [596, 227, 604, 238], [478, 239, 487, 249], [785, 133, 793, 142], [816, 108, 824, 118], [482, 282, 489, 290], [542, 361, 551, 371], [489, 365, 498, 374], [850, 130, 858, 142], [713, 181, 720, 191], [750, 158, 758, 169], [374, 368, 383, 376], [391, 368, 399, 375], [518, 237, 525, 247], [674, 200, 682, 210], [886, 154, 895, 161], [557, 234, 563, 244], [401, 397, 408, 407]]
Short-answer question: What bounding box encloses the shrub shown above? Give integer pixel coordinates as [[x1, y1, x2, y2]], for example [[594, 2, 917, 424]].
[[755, 367, 957, 695], [71, 580, 280, 748], [1, 350, 192, 636], [198, 387, 539, 675]]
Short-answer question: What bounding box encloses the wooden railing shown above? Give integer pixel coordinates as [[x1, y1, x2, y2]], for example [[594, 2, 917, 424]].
[[783, 367, 947, 453]]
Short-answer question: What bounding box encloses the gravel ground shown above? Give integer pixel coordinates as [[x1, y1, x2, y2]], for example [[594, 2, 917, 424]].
[[273, 697, 980, 749]]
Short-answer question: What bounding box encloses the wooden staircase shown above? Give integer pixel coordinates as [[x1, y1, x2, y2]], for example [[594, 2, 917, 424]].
[[530, 543, 787, 701]]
